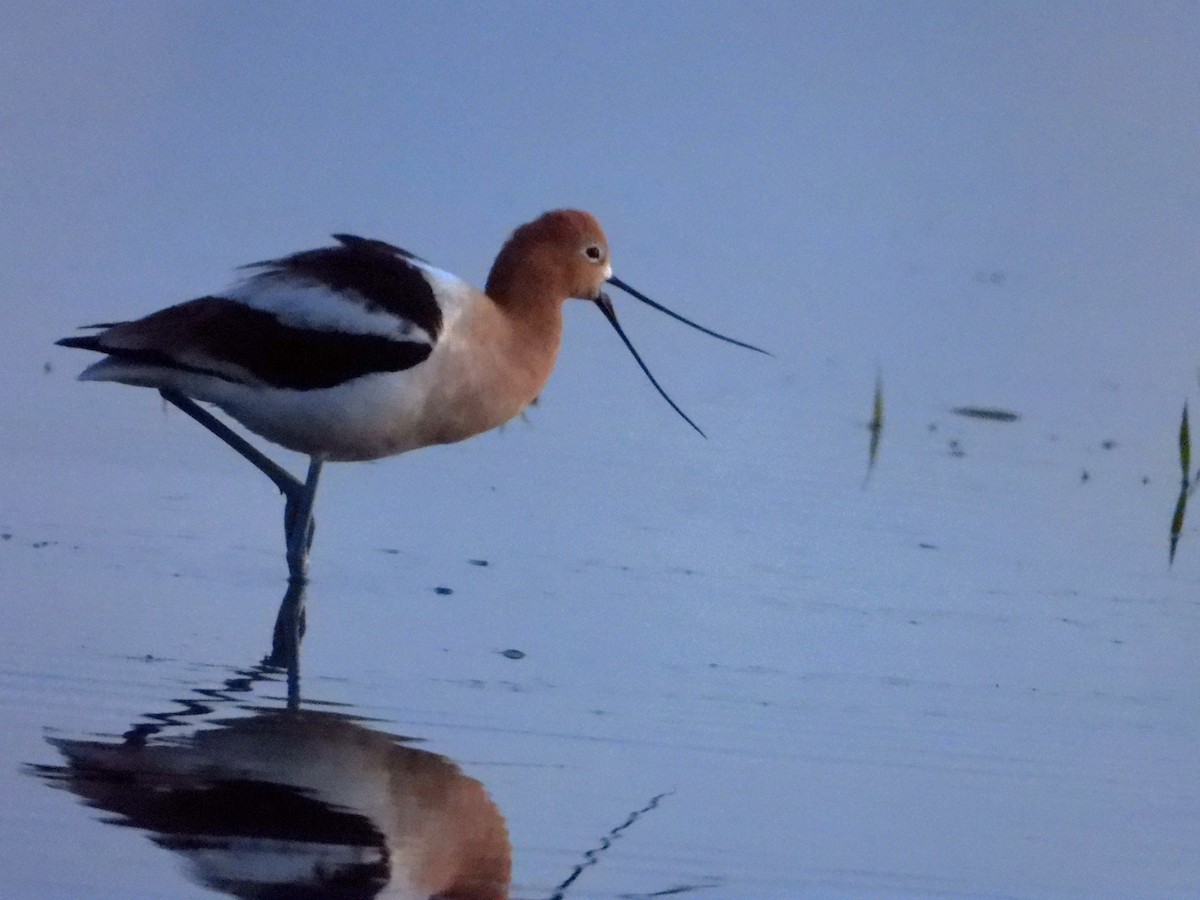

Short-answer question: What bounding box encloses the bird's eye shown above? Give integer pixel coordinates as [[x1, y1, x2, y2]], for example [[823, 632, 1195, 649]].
[[583, 244, 605, 262]]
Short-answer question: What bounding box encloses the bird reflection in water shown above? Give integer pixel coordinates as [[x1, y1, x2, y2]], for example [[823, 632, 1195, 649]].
[[32, 661, 511, 900]]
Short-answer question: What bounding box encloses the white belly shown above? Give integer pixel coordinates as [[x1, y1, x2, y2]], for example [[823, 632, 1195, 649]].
[[201, 331, 548, 461]]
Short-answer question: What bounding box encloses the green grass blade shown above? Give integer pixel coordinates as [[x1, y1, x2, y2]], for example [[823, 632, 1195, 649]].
[[864, 372, 884, 485], [1180, 402, 1190, 478], [1170, 483, 1187, 565]]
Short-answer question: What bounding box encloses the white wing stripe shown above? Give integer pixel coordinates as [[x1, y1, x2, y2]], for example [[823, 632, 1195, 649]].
[[225, 276, 436, 345]]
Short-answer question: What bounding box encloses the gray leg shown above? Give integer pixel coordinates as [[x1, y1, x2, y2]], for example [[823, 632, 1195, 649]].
[[285, 456, 323, 583], [158, 389, 303, 499], [159, 388, 318, 573], [157, 390, 324, 659]]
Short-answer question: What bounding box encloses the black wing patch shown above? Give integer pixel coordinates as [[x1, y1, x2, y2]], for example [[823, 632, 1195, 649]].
[[58, 300, 433, 391], [331, 233, 430, 264], [243, 235, 443, 341]]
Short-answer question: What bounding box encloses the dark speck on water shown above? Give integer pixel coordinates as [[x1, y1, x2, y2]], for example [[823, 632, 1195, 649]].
[[434, 586, 454, 596], [951, 406, 1020, 422], [468, 559, 489, 567], [501, 649, 526, 660]]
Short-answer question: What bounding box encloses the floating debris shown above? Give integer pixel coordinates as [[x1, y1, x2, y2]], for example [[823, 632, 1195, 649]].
[[468, 558, 489, 567], [500, 649, 525, 660], [1100, 439, 1118, 451], [948, 439, 965, 458], [950, 406, 1020, 422], [434, 586, 454, 596]]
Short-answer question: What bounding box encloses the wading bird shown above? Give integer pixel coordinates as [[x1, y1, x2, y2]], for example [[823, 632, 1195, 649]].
[[58, 210, 765, 592]]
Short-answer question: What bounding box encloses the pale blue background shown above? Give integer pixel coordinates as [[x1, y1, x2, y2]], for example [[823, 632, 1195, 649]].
[[4, 2, 1197, 403], [2, 3, 1199, 898]]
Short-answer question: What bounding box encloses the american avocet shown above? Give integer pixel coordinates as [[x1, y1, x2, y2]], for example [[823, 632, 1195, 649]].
[[58, 210, 765, 588], [46, 710, 511, 899]]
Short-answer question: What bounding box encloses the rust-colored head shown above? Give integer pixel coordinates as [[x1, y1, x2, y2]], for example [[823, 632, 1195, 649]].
[[485, 208, 768, 439], [485, 209, 612, 306]]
